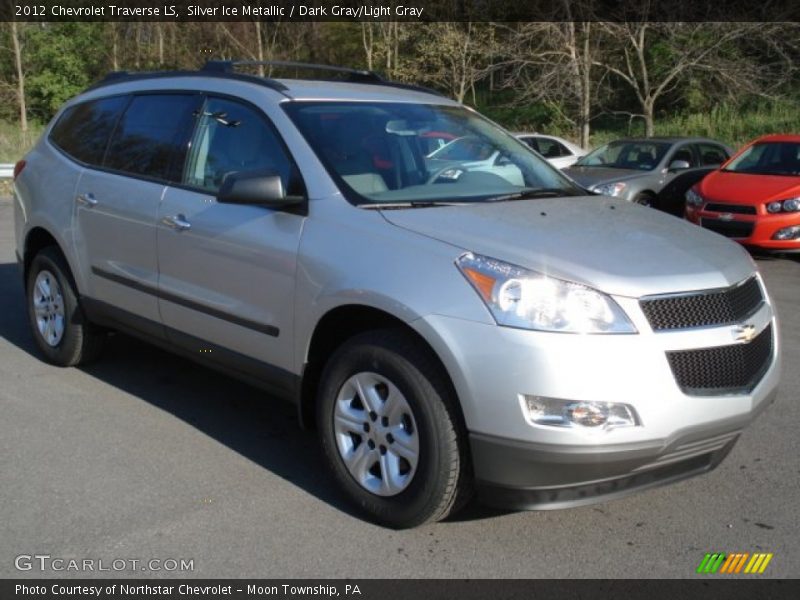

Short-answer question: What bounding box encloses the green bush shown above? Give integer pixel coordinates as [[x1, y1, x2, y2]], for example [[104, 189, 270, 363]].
[[0, 120, 44, 163]]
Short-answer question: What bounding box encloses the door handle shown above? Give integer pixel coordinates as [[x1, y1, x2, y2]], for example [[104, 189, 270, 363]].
[[161, 214, 191, 231], [76, 192, 98, 207]]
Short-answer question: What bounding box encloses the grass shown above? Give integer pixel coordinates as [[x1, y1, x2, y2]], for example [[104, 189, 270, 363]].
[[481, 99, 800, 150], [0, 120, 44, 164]]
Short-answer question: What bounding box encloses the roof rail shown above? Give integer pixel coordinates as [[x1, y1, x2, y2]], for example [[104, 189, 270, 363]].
[[85, 67, 290, 94], [202, 60, 446, 97], [202, 60, 383, 83], [85, 60, 445, 98]]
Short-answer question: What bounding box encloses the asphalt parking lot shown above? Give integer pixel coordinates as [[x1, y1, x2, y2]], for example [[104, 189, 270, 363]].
[[0, 196, 798, 579]]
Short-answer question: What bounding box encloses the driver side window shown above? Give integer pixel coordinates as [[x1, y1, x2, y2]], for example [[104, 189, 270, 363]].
[[184, 97, 295, 194]]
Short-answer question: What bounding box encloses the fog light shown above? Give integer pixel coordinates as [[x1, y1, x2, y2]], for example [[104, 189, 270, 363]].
[[772, 226, 800, 240], [522, 396, 639, 430]]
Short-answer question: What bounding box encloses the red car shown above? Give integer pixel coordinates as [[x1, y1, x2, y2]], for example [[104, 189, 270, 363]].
[[685, 134, 800, 253]]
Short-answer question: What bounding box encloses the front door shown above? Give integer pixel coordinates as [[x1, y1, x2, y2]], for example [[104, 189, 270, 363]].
[[156, 96, 306, 382]]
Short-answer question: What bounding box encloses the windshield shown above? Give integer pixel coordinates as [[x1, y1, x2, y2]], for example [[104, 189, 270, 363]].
[[576, 140, 670, 171], [283, 102, 581, 205], [723, 142, 800, 176]]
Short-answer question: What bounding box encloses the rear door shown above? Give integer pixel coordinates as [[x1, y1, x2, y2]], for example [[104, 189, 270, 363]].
[[156, 95, 306, 383], [73, 93, 201, 327]]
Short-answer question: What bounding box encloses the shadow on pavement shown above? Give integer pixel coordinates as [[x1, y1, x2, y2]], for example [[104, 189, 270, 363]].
[[0, 260, 519, 526], [0, 262, 367, 522]]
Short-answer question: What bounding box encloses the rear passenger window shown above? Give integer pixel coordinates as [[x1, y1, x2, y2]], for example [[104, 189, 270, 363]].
[[535, 138, 571, 158], [105, 94, 200, 182], [696, 143, 729, 166], [184, 97, 296, 194], [49, 96, 127, 166]]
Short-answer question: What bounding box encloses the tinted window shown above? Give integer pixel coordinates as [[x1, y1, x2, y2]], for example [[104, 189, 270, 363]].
[[105, 94, 200, 182], [725, 142, 800, 176], [577, 141, 669, 170], [49, 96, 127, 165], [535, 137, 571, 158], [696, 143, 728, 166], [184, 97, 297, 193], [669, 144, 697, 168]]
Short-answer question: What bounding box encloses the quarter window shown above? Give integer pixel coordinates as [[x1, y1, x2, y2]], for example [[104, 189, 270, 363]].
[[104, 94, 200, 182], [696, 143, 728, 166], [49, 96, 127, 166], [535, 138, 571, 159], [183, 98, 296, 194]]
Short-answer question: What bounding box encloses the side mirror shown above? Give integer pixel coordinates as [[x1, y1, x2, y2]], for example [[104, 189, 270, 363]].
[[217, 169, 303, 208], [668, 160, 691, 172]]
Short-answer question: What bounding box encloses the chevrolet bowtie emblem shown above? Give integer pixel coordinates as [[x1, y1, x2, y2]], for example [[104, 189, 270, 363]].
[[733, 324, 757, 343], [719, 213, 735, 221]]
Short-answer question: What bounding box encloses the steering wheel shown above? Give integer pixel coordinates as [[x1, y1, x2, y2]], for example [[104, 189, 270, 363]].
[[426, 166, 461, 185]]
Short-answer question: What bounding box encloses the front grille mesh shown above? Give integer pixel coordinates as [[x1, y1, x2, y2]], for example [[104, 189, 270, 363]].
[[704, 203, 757, 215], [641, 277, 763, 331], [667, 324, 773, 395]]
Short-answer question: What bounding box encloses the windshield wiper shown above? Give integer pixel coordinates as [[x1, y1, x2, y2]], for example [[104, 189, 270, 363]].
[[359, 200, 470, 209], [483, 188, 577, 203]]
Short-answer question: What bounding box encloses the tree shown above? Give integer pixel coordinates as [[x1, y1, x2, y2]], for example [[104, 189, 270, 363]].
[[594, 22, 774, 137], [500, 20, 602, 147], [10, 21, 27, 132], [401, 22, 491, 103]]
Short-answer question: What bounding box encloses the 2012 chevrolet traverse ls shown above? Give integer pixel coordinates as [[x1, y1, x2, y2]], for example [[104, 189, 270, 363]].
[[12, 61, 780, 528]]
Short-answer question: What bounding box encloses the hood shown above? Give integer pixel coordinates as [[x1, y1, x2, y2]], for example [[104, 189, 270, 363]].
[[563, 166, 648, 189], [698, 171, 800, 204], [381, 196, 754, 298]]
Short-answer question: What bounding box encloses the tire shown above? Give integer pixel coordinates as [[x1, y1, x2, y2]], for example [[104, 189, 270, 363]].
[[633, 192, 657, 208], [26, 246, 105, 367], [317, 329, 472, 528]]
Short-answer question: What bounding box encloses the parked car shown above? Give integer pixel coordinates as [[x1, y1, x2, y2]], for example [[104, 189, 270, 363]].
[[686, 134, 800, 252], [425, 135, 525, 186], [13, 61, 779, 528], [564, 137, 732, 209], [515, 133, 587, 169]]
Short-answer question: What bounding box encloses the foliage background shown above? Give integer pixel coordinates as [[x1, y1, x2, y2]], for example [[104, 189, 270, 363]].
[[1, 21, 799, 163]]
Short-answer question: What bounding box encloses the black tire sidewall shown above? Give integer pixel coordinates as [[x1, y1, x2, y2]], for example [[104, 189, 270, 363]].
[[26, 249, 85, 366], [317, 332, 460, 528]]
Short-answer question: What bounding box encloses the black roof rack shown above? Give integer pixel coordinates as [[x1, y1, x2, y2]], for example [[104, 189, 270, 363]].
[[85, 60, 445, 98], [201, 60, 446, 97], [85, 67, 290, 94]]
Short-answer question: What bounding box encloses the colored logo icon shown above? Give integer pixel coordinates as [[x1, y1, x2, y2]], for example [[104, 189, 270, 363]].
[[697, 552, 773, 574]]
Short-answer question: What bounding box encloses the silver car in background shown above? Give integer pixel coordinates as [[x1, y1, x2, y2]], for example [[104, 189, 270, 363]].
[[564, 137, 731, 207], [515, 133, 588, 169], [13, 62, 779, 528]]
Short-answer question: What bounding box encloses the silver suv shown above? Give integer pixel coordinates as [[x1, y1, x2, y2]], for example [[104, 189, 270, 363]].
[[13, 61, 780, 528]]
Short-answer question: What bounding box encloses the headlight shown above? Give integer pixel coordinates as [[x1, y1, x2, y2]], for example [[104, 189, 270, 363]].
[[767, 198, 800, 213], [781, 197, 800, 212], [456, 253, 636, 334], [593, 182, 627, 197], [685, 188, 704, 207]]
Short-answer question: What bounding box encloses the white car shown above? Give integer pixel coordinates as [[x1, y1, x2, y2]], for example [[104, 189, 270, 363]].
[[515, 133, 587, 169]]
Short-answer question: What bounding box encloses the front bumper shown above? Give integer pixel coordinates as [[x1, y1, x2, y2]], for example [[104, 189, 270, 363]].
[[471, 386, 776, 510], [686, 205, 800, 252], [411, 287, 780, 508]]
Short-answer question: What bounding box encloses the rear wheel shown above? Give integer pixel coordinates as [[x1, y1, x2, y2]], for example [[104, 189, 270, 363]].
[[317, 329, 471, 528], [26, 247, 105, 366]]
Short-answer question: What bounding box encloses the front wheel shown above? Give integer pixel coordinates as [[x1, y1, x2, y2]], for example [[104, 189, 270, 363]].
[[317, 329, 471, 528], [633, 192, 657, 208]]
